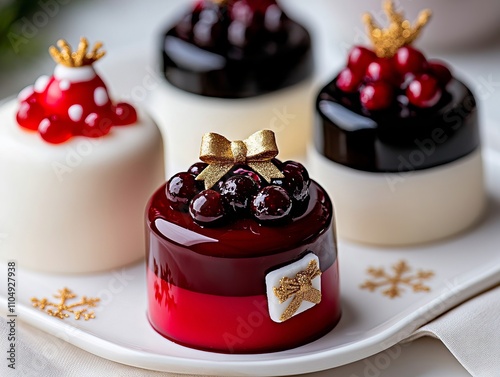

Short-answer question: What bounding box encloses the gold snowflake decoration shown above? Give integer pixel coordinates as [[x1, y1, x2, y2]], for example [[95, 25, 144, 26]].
[[360, 260, 434, 298], [31, 287, 100, 320], [363, 0, 432, 58]]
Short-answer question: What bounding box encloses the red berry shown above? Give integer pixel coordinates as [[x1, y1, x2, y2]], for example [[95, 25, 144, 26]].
[[406, 74, 442, 108], [394, 46, 428, 75], [281, 160, 310, 184], [360, 82, 394, 111], [189, 190, 226, 226], [80, 113, 112, 138], [16, 99, 45, 131], [38, 116, 73, 144], [272, 167, 309, 204], [428, 60, 452, 86], [336, 67, 363, 93], [348, 46, 377, 74], [251, 186, 292, 224], [238, 0, 277, 14], [193, 11, 224, 48], [232, 167, 262, 187], [230, 1, 254, 24], [221, 175, 258, 215], [166, 172, 199, 211], [187, 162, 208, 177], [113, 103, 137, 125], [365, 58, 397, 84]]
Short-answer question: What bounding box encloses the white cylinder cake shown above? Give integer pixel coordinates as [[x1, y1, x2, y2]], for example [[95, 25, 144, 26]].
[[308, 147, 485, 246], [149, 0, 314, 174], [0, 38, 164, 273]]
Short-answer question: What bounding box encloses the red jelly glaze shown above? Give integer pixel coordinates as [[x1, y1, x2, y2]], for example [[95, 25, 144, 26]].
[[146, 180, 341, 353], [16, 68, 137, 144], [147, 262, 340, 353]]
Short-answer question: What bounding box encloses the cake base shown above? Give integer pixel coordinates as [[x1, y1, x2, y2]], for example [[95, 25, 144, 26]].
[[148, 80, 314, 174], [0, 100, 165, 273], [307, 147, 486, 246], [147, 261, 341, 354]]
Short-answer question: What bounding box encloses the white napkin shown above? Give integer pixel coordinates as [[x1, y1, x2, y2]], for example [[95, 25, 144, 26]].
[[404, 285, 500, 377], [1, 286, 499, 377]]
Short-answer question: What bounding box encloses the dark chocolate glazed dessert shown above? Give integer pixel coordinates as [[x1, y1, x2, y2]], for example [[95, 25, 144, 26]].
[[162, 0, 313, 98], [150, 0, 316, 173], [308, 0, 485, 246]]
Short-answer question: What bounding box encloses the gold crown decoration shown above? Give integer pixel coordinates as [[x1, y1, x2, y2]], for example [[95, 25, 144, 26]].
[[49, 37, 105, 68], [363, 0, 432, 58]]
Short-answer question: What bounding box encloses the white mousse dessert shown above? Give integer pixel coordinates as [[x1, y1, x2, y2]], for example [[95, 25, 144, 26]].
[[0, 38, 164, 273]]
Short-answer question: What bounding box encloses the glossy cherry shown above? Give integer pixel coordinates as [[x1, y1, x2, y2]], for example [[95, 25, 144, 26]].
[[336, 68, 363, 93], [360, 82, 394, 111], [192, 4, 226, 48], [272, 168, 308, 204], [188, 162, 209, 177], [428, 61, 452, 86], [189, 189, 226, 226], [113, 103, 138, 125], [365, 58, 398, 84], [347, 46, 377, 75], [16, 99, 45, 131], [232, 167, 263, 187], [221, 175, 259, 215], [234, 0, 278, 15], [281, 161, 310, 185], [166, 173, 199, 211], [80, 113, 112, 138], [38, 116, 73, 144], [394, 46, 428, 75], [406, 74, 442, 108], [251, 186, 292, 224]]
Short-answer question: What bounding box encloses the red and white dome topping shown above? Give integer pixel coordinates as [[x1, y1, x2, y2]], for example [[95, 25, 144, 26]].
[[16, 38, 137, 144]]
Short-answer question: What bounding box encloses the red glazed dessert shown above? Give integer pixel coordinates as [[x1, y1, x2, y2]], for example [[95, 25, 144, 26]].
[[146, 130, 340, 353]]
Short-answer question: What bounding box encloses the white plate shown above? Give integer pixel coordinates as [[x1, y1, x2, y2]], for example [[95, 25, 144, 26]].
[[0, 150, 499, 376]]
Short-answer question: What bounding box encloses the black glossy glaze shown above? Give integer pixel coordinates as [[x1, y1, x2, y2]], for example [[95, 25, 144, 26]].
[[315, 77, 480, 172], [161, 3, 313, 98]]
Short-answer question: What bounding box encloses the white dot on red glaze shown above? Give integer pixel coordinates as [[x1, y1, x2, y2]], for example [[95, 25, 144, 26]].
[[18, 86, 34, 101], [59, 80, 71, 91], [34, 75, 50, 93], [85, 113, 98, 124], [68, 105, 83, 122], [94, 87, 108, 106], [39, 118, 51, 133]]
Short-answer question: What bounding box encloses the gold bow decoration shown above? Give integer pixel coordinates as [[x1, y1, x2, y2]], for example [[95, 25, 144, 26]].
[[273, 260, 322, 322], [196, 130, 285, 189]]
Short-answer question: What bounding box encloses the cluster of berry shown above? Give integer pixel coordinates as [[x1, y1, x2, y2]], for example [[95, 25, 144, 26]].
[[166, 160, 311, 226], [337, 45, 452, 110], [175, 0, 285, 49]]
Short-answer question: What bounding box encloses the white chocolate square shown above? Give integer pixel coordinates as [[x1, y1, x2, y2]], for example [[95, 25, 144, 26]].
[[265, 253, 321, 323]]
